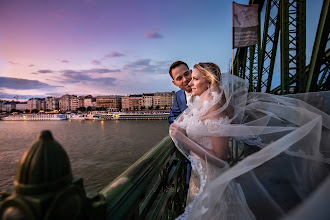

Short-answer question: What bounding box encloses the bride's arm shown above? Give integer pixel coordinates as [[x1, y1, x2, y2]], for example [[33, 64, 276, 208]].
[[201, 103, 230, 161], [170, 123, 227, 166]]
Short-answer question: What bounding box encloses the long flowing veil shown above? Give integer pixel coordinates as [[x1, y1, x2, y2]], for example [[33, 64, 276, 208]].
[[170, 73, 330, 220]]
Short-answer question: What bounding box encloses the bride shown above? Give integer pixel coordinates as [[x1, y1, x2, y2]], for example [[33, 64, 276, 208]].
[[170, 62, 330, 219]]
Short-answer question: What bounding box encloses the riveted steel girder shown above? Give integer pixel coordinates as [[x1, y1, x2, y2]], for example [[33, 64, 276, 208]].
[[258, 0, 281, 92], [280, 0, 306, 94], [305, 0, 330, 92]]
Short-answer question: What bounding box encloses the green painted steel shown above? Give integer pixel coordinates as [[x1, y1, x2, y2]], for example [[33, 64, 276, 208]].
[[100, 135, 187, 220], [280, 0, 290, 94], [306, 0, 330, 92], [280, 0, 306, 94], [232, 0, 330, 94], [258, 0, 281, 92], [271, 49, 330, 94]]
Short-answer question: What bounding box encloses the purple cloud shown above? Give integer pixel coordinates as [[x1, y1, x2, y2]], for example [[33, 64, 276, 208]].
[[85, 68, 120, 73], [91, 60, 101, 65], [0, 77, 60, 90], [105, 51, 125, 57], [123, 59, 169, 74], [144, 32, 163, 39], [28, 64, 35, 67], [58, 69, 117, 86], [38, 70, 54, 74], [0, 92, 44, 100], [61, 59, 69, 63]]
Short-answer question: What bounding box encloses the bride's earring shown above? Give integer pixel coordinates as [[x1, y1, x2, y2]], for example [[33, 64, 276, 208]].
[[208, 84, 211, 93]]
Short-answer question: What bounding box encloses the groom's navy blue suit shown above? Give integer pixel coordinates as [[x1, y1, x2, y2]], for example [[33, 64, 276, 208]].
[[169, 89, 191, 191], [168, 89, 188, 124]]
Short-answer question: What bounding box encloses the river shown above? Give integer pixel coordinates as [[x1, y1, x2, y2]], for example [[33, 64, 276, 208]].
[[0, 120, 170, 193]]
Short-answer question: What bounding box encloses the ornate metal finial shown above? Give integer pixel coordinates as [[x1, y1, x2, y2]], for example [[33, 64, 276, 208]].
[[14, 130, 73, 195], [0, 130, 105, 220]]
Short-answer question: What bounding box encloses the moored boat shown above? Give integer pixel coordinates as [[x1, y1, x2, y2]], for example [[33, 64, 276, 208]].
[[67, 114, 88, 120], [1, 114, 67, 121], [112, 112, 169, 120]]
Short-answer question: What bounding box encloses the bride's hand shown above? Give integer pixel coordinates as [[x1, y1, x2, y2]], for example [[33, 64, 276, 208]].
[[170, 123, 187, 137]]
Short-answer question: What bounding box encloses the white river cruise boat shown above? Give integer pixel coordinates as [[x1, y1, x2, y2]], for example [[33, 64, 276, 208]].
[[112, 112, 169, 120], [1, 114, 67, 121]]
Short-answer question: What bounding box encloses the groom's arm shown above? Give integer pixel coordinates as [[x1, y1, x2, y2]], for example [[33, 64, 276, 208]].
[[168, 94, 181, 124]]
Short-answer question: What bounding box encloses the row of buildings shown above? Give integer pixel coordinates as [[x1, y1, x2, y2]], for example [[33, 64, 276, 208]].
[[0, 92, 176, 113]]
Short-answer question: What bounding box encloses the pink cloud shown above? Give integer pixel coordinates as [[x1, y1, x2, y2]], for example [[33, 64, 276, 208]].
[[9, 61, 19, 65]]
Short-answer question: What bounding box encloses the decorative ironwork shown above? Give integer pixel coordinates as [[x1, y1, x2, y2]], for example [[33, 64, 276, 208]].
[[0, 130, 106, 220]]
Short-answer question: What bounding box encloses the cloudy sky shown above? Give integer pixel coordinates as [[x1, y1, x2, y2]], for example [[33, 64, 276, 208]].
[[0, 0, 323, 100]]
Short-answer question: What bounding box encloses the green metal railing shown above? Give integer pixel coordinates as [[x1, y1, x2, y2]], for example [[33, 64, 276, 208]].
[[100, 135, 187, 219]]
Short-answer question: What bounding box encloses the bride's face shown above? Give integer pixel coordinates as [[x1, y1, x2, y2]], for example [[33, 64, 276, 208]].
[[189, 68, 209, 96]]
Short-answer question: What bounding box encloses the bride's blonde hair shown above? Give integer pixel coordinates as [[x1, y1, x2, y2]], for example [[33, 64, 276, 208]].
[[194, 62, 234, 118], [193, 62, 221, 86]]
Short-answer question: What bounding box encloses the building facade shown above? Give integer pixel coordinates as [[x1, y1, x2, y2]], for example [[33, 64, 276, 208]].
[[70, 95, 79, 111], [96, 95, 122, 111], [59, 94, 71, 112], [128, 95, 143, 110], [16, 102, 28, 111], [153, 92, 175, 109], [45, 97, 59, 111], [84, 95, 94, 109], [27, 98, 45, 111], [142, 93, 154, 108], [3, 102, 16, 112]]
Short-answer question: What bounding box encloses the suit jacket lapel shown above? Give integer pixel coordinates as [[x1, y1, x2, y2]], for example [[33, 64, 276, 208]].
[[180, 90, 188, 111]]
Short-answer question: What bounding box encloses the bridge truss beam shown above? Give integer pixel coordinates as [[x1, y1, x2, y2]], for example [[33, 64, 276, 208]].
[[305, 0, 330, 92], [233, 0, 330, 94]]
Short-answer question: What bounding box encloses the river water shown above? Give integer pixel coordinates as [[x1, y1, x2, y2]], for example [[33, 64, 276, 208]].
[[0, 120, 170, 193]]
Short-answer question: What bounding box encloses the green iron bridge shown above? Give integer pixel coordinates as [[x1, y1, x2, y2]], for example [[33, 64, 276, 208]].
[[0, 0, 329, 219]]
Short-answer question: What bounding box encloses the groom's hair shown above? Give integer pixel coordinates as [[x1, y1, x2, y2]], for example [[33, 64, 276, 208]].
[[169, 61, 189, 79]]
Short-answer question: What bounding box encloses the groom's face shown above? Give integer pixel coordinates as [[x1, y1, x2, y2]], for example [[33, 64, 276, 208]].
[[172, 64, 192, 92]]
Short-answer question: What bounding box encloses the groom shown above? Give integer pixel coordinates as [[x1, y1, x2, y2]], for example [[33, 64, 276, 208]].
[[168, 61, 192, 123], [168, 60, 192, 192]]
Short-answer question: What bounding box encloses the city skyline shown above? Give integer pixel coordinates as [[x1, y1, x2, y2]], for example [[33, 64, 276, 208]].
[[1, 91, 175, 102], [0, 0, 324, 101]]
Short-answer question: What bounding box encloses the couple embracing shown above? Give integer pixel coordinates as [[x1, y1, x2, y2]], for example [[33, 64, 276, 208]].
[[167, 61, 330, 219]]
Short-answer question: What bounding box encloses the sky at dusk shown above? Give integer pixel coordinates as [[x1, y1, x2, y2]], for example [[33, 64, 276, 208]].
[[0, 0, 324, 101]]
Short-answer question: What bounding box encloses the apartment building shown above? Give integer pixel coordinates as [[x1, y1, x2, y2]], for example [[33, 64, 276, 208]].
[[27, 98, 45, 111], [142, 93, 154, 108], [78, 96, 85, 108], [153, 92, 175, 109], [84, 95, 94, 109], [121, 96, 130, 110], [45, 97, 59, 111], [59, 94, 71, 112], [96, 95, 122, 111], [70, 95, 79, 111], [128, 95, 143, 110], [16, 102, 28, 111], [3, 102, 16, 112]]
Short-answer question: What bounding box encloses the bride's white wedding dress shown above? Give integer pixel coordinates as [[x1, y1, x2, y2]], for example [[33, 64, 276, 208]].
[[170, 73, 330, 220]]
